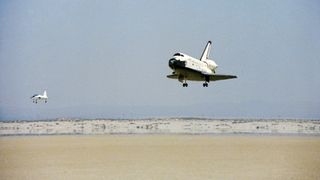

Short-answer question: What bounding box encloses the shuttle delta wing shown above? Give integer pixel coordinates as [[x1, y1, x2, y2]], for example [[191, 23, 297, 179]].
[[208, 74, 237, 81], [201, 71, 237, 81], [167, 74, 179, 79]]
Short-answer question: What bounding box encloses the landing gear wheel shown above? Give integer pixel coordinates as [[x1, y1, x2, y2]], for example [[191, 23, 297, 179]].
[[183, 83, 188, 87], [203, 83, 208, 87]]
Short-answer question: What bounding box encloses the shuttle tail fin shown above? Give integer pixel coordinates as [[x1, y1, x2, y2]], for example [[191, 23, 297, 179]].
[[43, 90, 47, 97], [200, 41, 212, 61]]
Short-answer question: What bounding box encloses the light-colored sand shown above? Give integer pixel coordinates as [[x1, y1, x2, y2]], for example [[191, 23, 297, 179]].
[[0, 135, 319, 180], [1, 119, 320, 135]]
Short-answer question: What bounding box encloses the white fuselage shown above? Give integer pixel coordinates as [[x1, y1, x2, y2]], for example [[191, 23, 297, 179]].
[[169, 53, 218, 75]]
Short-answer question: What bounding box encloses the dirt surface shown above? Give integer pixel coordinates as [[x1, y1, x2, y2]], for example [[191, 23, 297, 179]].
[[0, 135, 319, 180]]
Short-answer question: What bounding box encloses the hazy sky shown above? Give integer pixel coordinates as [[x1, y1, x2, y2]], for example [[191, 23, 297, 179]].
[[1, 0, 320, 120]]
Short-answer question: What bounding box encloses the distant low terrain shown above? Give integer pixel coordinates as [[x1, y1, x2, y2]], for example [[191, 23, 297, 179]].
[[1, 118, 319, 136]]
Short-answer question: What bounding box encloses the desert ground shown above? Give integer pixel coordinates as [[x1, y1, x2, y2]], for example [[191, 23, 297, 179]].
[[0, 135, 319, 180], [1, 119, 319, 135]]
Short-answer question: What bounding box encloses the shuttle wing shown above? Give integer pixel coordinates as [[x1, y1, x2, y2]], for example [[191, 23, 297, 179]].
[[167, 73, 237, 81], [200, 71, 237, 80], [167, 74, 179, 79], [208, 74, 237, 81]]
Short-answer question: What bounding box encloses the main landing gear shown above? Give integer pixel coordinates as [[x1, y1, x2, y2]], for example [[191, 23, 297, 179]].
[[181, 82, 209, 87], [180, 77, 209, 87], [182, 82, 208, 87], [203, 75, 209, 87]]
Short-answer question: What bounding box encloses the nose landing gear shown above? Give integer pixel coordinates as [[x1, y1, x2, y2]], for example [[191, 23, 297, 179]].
[[179, 77, 188, 87]]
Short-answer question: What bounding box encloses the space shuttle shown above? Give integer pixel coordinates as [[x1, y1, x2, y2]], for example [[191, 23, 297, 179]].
[[167, 41, 237, 87]]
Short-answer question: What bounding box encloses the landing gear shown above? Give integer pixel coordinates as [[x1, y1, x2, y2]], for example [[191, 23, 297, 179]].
[[181, 78, 188, 87], [203, 75, 209, 87], [45, 100, 47, 103]]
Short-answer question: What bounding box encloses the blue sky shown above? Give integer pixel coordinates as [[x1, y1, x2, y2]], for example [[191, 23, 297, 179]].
[[1, 0, 320, 120]]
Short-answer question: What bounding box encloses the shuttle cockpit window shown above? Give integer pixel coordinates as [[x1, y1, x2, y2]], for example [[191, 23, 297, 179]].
[[173, 53, 184, 57]]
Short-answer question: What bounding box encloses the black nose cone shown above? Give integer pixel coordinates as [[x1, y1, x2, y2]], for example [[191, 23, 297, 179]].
[[169, 58, 185, 69], [169, 58, 176, 69]]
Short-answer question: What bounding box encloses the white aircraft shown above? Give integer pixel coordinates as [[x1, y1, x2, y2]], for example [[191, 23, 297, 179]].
[[167, 41, 237, 87], [31, 90, 48, 103]]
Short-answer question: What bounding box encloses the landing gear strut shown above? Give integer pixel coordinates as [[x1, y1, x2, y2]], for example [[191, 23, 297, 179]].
[[203, 75, 209, 87], [181, 78, 188, 87]]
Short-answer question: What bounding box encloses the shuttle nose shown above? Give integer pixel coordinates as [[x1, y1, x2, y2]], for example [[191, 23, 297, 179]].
[[169, 58, 177, 69], [168, 58, 186, 69]]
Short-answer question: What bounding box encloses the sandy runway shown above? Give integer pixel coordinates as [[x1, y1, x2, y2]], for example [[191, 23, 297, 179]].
[[0, 135, 319, 180]]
